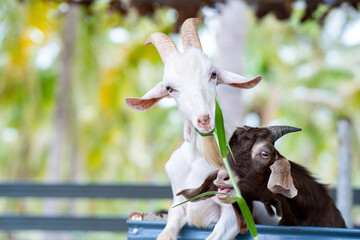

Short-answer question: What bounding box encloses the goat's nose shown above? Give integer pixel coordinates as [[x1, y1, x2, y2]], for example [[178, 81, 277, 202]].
[[218, 168, 230, 181], [198, 114, 210, 126]]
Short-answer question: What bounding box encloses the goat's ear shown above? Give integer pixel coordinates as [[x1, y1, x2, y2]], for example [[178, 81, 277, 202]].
[[176, 170, 218, 201], [125, 82, 169, 111], [267, 158, 298, 198], [217, 68, 262, 89]]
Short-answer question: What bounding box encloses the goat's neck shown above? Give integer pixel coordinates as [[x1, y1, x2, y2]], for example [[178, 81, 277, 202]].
[[272, 162, 332, 224], [272, 186, 323, 226], [184, 119, 234, 168]]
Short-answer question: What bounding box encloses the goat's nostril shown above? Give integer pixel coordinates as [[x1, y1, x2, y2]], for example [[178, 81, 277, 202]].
[[198, 115, 210, 126], [203, 114, 209, 122], [224, 176, 230, 181]]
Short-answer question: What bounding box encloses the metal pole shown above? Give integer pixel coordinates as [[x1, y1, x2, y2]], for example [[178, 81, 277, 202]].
[[337, 118, 353, 228]]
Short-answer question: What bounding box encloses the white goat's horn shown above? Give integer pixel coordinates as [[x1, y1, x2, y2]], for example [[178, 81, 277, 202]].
[[145, 32, 179, 64], [181, 18, 203, 51]]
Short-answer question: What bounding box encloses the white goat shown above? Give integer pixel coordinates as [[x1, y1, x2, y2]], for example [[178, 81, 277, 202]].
[[126, 18, 261, 240]]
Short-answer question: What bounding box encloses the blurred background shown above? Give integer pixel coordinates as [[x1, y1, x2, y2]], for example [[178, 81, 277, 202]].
[[0, 0, 359, 239]]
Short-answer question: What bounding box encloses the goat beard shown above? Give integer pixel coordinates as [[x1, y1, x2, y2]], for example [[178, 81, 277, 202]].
[[199, 135, 223, 167]]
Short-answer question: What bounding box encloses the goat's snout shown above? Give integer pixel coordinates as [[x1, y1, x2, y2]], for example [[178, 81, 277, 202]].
[[217, 168, 230, 181], [214, 168, 235, 204], [197, 114, 214, 133], [198, 114, 210, 126]]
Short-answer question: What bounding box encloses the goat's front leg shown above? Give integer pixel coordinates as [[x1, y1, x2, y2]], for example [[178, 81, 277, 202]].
[[206, 204, 240, 240], [157, 198, 187, 240]]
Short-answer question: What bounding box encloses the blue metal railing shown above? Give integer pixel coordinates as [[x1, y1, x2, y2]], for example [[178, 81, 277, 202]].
[[0, 183, 358, 232], [128, 221, 360, 240], [0, 183, 171, 232]]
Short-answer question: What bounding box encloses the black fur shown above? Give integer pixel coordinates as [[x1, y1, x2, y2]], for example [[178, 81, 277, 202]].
[[178, 126, 346, 228]]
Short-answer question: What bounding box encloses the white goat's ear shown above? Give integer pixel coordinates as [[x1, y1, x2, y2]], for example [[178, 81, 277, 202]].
[[217, 68, 262, 89], [125, 82, 169, 111], [267, 158, 298, 198]]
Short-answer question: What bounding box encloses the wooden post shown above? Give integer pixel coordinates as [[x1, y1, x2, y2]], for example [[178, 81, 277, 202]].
[[337, 118, 353, 228]]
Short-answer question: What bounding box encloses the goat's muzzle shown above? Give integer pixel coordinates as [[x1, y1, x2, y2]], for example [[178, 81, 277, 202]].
[[198, 114, 210, 126], [197, 114, 214, 133], [214, 168, 236, 204]]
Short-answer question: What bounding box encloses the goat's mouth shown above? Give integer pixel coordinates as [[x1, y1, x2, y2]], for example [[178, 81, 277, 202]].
[[216, 186, 235, 199]]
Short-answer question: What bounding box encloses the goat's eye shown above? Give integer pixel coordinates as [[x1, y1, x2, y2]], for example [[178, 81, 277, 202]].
[[260, 151, 269, 159], [166, 86, 174, 93], [210, 72, 217, 79]]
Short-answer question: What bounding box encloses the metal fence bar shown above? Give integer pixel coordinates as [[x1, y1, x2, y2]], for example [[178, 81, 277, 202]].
[[0, 183, 172, 199], [0, 184, 358, 232], [355, 189, 360, 205], [329, 189, 360, 205], [0, 215, 128, 232], [0, 183, 359, 204]]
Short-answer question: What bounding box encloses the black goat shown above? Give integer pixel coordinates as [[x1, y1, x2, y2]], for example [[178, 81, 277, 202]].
[[178, 126, 346, 229]]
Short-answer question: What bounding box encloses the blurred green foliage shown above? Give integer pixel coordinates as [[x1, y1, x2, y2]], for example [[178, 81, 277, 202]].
[[0, 1, 180, 238], [0, 0, 182, 184], [244, 8, 360, 185], [0, 0, 359, 238]]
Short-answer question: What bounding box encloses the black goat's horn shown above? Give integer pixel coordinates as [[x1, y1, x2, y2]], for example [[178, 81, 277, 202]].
[[268, 126, 301, 142]]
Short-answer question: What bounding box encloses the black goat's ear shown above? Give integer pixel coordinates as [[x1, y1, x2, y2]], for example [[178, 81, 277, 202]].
[[176, 170, 218, 201], [267, 158, 298, 198]]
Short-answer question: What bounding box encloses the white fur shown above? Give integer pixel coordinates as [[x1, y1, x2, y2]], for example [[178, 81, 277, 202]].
[[126, 46, 264, 239], [163, 49, 217, 142], [158, 135, 239, 240], [156, 49, 239, 240]]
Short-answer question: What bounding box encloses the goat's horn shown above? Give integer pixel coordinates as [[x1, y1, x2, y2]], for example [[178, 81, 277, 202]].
[[145, 32, 179, 64], [268, 126, 301, 142], [181, 18, 203, 51]]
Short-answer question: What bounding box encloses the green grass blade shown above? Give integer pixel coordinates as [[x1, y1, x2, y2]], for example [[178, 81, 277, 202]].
[[171, 191, 232, 208], [224, 197, 258, 238], [225, 197, 242, 201], [215, 99, 227, 158], [237, 198, 257, 238], [226, 141, 236, 163], [221, 155, 258, 238], [195, 128, 214, 137]]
